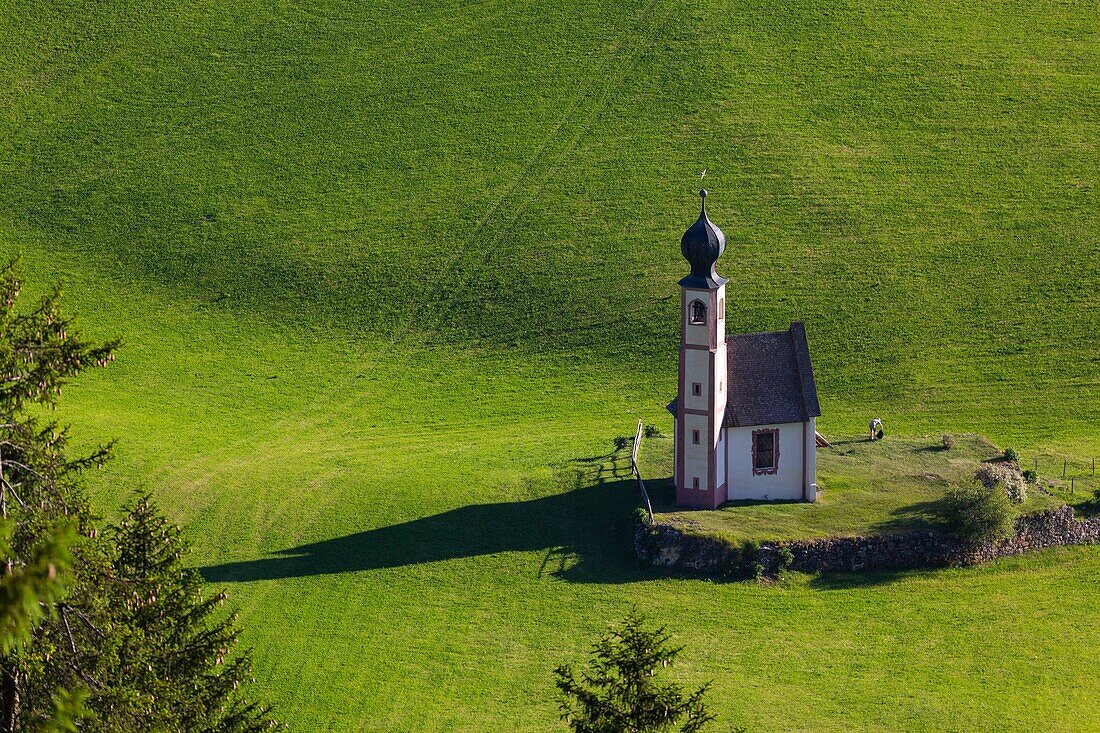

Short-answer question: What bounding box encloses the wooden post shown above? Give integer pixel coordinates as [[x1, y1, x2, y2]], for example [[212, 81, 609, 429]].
[[632, 419, 653, 523], [1063, 459, 1067, 478], [632, 419, 643, 471]]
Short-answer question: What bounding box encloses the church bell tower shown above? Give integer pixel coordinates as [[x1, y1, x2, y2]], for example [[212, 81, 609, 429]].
[[674, 189, 728, 508]]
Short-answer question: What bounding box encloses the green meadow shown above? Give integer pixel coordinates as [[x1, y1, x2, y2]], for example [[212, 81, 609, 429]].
[[2, 0, 1099, 730]]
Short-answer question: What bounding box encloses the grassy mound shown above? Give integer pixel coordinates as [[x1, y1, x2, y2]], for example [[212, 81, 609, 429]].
[[650, 433, 1076, 544]]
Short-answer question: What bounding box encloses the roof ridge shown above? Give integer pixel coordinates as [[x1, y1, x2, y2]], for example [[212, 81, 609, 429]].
[[789, 321, 821, 419], [725, 328, 789, 341], [788, 323, 811, 418]]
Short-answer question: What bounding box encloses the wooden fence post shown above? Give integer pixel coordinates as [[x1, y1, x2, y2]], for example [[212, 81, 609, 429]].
[[632, 419, 654, 523], [1063, 459, 1067, 478]]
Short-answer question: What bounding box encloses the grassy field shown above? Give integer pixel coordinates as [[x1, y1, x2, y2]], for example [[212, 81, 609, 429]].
[[650, 433, 1070, 544], [2, 0, 1099, 730]]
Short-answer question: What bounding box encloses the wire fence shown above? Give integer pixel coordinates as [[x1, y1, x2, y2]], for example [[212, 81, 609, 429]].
[[1025, 453, 1100, 499], [631, 419, 654, 523], [1027, 454, 1098, 478]]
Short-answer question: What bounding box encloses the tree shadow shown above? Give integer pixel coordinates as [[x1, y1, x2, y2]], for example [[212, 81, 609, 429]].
[[200, 458, 660, 585], [869, 498, 950, 534], [1071, 490, 1100, 518], [807, 565, 946, 590]]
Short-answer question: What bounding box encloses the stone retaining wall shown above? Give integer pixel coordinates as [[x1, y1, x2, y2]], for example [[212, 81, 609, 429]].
[[635, 506, 1100, 578]]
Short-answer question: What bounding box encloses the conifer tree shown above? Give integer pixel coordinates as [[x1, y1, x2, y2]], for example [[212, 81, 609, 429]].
[[103, 493, 277, 732], [0, 519, 88, 732], [0, 261, 279, 731], [0, 260, 113, 732], [555, 610, 726, 733]]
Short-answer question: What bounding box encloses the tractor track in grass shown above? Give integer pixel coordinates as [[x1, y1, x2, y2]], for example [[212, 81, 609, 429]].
[[155, 0, 680, 496], [414, 0, 681, 343]]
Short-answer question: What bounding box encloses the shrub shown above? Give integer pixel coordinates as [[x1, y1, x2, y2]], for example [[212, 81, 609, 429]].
[[1003, 480, 1027, 505], [941, 481, 1015, 543], [751, 560, 767, 581], [643, 423, 661, 438], [941, 433, 957, 450], [975, 463, 1027, 504], [738, 540, 761, 580], [1022, 469, 1038, 484], [1003, 447, 1020, 464], [777, 546, 794, 570]]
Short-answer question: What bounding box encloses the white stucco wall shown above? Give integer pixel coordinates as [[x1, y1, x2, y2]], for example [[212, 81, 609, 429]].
[[682, 344, 726, 414], [682, 348, 706, 413], [724, 421, 813, 501], [682, 412, 711, 489]]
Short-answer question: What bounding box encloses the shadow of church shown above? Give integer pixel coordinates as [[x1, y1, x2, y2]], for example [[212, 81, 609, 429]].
[[200, 451, 659, 585]]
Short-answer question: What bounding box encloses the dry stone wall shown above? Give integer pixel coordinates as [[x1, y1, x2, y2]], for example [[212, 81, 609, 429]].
[[635, 506, 1100, 578]]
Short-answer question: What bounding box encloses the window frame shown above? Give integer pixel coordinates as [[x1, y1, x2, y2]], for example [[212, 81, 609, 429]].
[[751, 428, 779, 475]]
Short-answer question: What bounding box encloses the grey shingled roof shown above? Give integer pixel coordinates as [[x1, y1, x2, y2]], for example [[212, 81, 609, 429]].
[[666, 322, 821, 428]]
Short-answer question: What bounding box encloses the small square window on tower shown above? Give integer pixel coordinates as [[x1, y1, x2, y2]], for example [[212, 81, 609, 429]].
[[692, 476, 700, 490], [691, 382, 701, 396], [692, 429, 700, 445]]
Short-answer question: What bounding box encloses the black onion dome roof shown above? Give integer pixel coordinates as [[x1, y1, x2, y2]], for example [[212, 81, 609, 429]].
[[679, 189, 727, 289]]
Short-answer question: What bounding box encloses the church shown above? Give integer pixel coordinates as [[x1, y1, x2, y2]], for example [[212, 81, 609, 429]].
[[667, 190, 821, 509]]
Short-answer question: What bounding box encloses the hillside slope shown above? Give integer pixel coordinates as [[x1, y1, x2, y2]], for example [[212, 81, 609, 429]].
[[2, 0, 1099, 730], [3, 0, 1098, 442]]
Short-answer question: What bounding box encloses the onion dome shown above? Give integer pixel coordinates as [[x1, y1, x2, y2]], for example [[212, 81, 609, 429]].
[[679, 188, 727, 288]]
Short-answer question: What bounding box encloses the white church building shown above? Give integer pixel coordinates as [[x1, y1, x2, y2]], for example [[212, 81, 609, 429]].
[[667, 189, 821, 509]]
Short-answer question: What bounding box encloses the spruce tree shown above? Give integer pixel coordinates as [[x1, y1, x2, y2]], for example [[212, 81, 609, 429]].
[[0, 261, 279, 731], [105, 493, 277, 732], [0, 260, 113, 732], [555, 610, 725, 733], [0, 519, 88, 732]]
